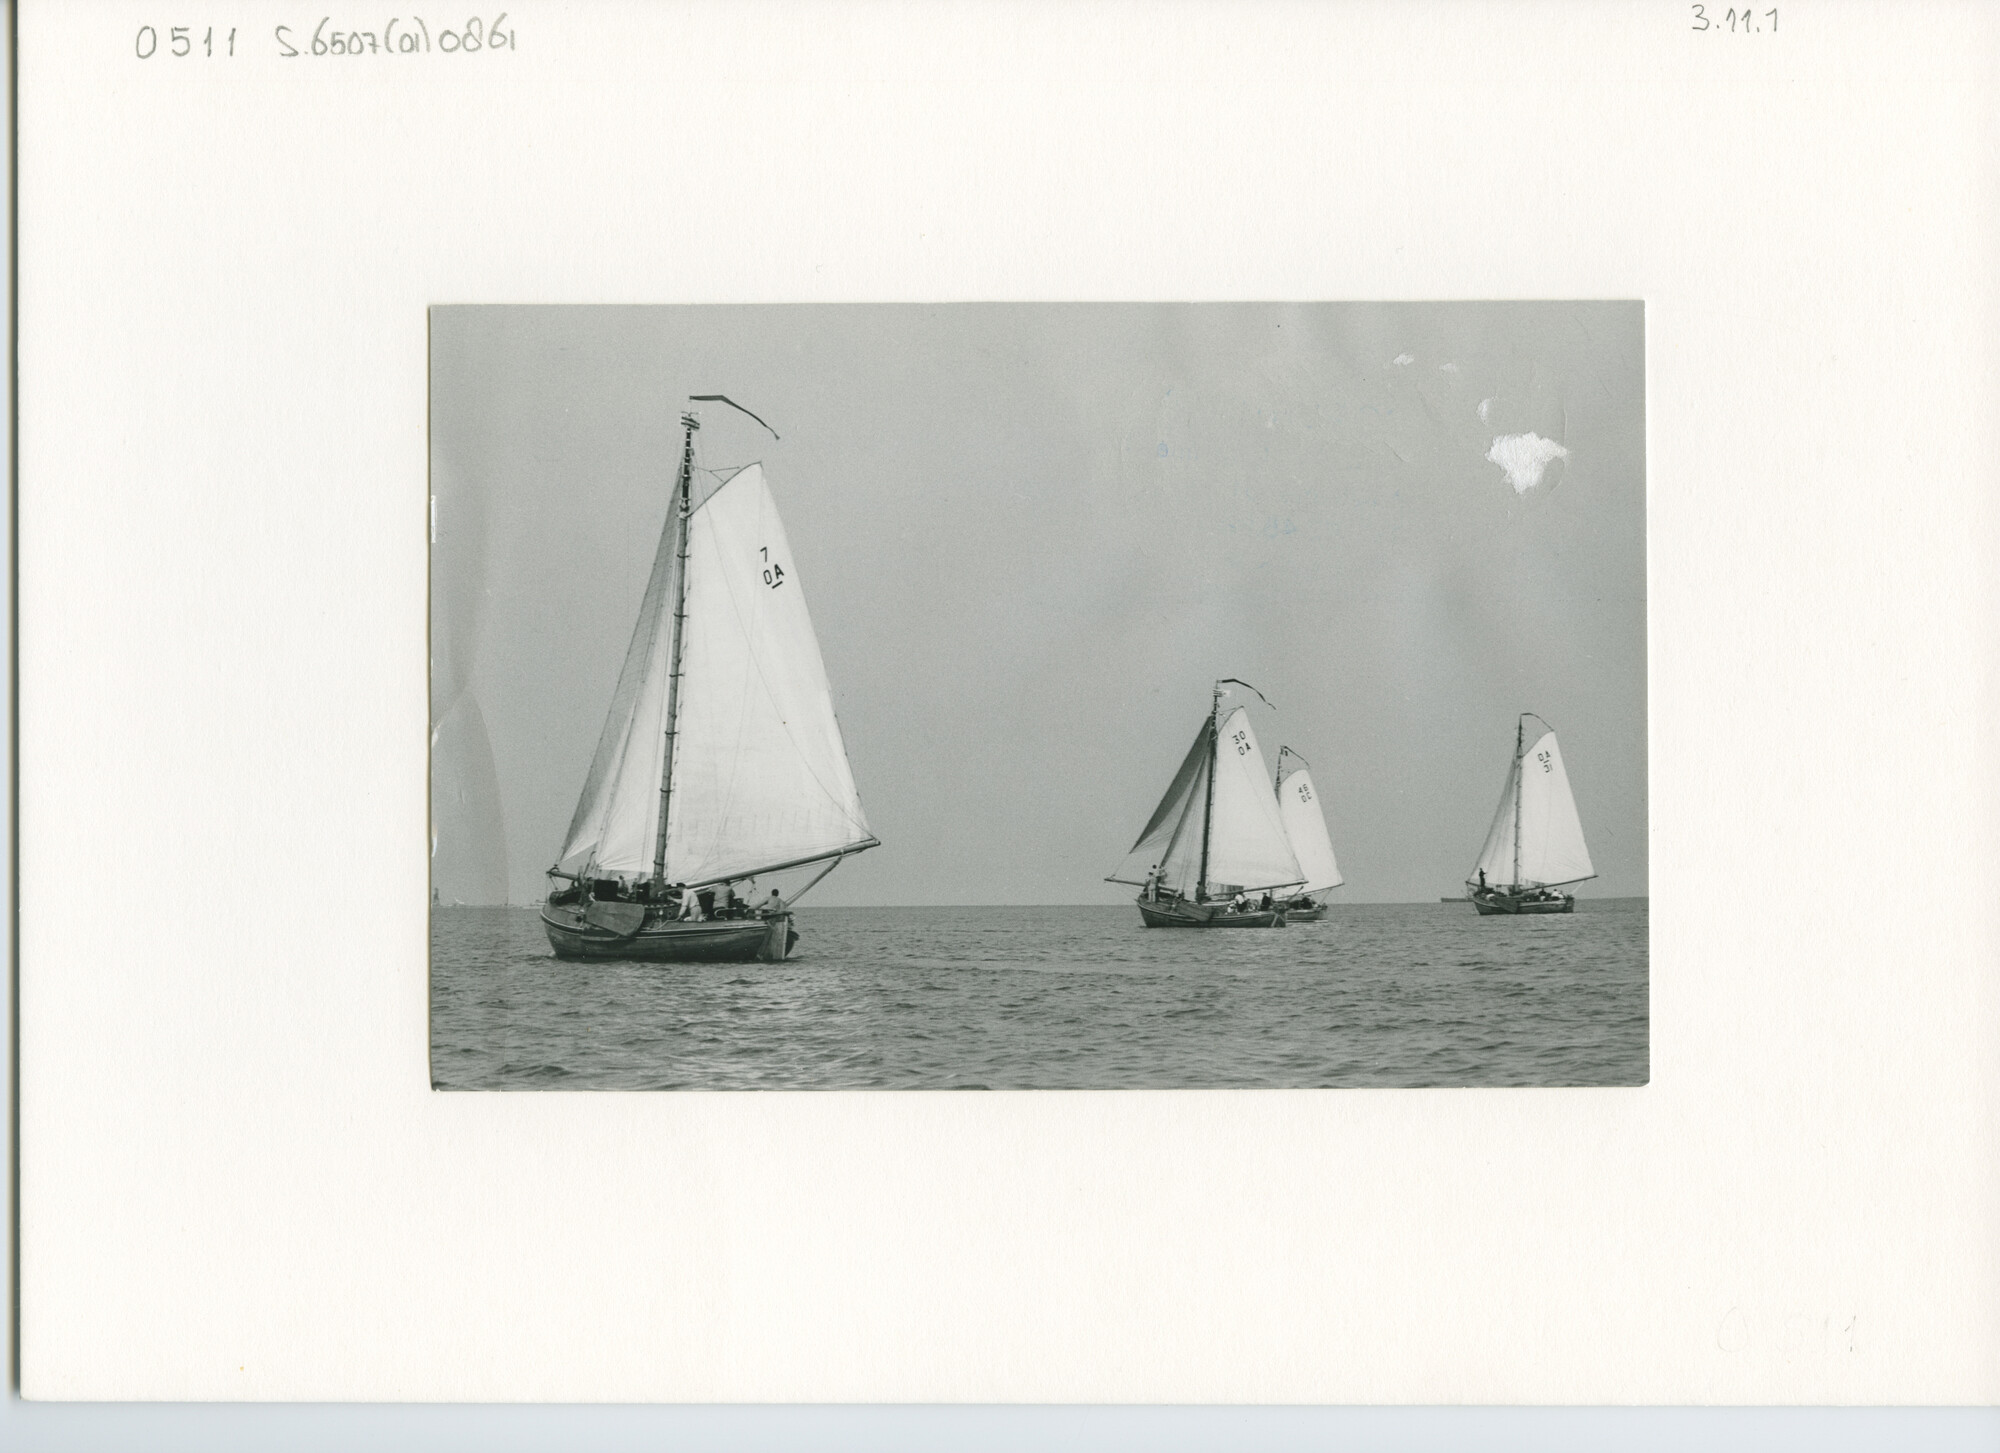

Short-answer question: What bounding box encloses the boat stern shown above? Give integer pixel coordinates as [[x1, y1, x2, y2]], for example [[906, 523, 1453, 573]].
[[756, 912, 797, 962]]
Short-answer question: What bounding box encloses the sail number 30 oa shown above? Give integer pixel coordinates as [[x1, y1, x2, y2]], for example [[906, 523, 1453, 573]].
[[1230, 728, 1251, 756], [759, 547, 786, 589]]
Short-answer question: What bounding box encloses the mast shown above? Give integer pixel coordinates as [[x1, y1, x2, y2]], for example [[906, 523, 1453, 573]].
[[651, 410, 700, 887], [1511, 713, 1524, 890], [1198, 679, 1221, 900]]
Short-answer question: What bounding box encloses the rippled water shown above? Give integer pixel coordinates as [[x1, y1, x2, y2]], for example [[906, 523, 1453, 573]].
[[430, 901, 1646, 1089]]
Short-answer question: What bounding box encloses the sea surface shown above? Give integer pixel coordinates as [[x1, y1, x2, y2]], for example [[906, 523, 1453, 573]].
[[430, 901, 1647, 1090]]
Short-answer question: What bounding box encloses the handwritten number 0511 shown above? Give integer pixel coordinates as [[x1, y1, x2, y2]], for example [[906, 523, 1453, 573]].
[[135, 25, 236, 57]]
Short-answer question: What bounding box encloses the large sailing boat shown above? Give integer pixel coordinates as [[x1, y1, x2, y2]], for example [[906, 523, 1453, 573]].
[[540, 400, 879, 962], [1465, 713, 1595, 915], [1107, 680, 1304, 927], [1272, 747, 1343, 921]]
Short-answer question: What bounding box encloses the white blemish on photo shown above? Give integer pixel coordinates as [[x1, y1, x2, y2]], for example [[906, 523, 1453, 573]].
[[1486, 431, 1570, 493]]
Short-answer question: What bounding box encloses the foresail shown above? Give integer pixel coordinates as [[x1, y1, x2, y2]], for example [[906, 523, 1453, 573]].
[[1514, 729, 1595, 886], [1277, 767, 1343, 893], [554, 500, 680, 878], [1206, 707, 1304, 892], [661, 464, 875, 884], [1108, 721, 1211, 890], [1469, 752, 1520, 887]]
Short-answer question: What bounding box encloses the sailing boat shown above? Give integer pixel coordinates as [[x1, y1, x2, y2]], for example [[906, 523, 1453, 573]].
[[1466, 713, 1595, 915], [1106, 679, 1304, 927], [539, 400, 879, 962], [1272, 747, 1343, 921]]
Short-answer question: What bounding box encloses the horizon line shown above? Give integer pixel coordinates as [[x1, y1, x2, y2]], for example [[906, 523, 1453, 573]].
[[441, 896, 1653, 910]]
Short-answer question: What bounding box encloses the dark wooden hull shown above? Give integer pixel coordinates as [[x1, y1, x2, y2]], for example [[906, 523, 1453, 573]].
[[1469, 888, 1574, 916], [1136, 896, 1285, 928], [541, 904, 797, 962], [1277, 897, 1324, 921]]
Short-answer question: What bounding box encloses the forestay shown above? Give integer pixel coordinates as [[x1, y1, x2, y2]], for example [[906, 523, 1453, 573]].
[[1276, 765, 1344, 893], [1470, 728, 1595, 888], [1206, 707, 1305, 893]]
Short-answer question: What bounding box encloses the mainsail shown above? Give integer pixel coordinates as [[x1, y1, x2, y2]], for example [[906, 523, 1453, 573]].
[[1276, 758, 1343, 894], [1109, 700, 1304, 896], [554, 460, 875, 886], [1470, 722, 1595, 889], [1206, 706, 1303, 892]]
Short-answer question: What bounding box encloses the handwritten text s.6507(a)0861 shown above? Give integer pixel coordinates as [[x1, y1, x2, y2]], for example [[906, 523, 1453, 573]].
[[274, 15, 517, 56], [134, 16, 517, 59]]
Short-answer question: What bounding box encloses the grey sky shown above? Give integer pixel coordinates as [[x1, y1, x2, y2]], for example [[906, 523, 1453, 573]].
[[431, 303, 1645, 906]]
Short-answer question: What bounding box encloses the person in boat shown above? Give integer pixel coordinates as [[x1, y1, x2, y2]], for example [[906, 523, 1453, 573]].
[[1229, 891, 1248, 913], [1259, 892, 1273, 911], [1142, 864, 1161, 902], [762, 888, 784, 917]]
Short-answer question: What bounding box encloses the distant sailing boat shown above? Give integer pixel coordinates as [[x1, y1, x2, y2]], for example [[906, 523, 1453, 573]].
[[1272, 747, 1343, 921], [1466, 713, 1595, 915], [1107, 679, 1304, 927], [540, 400, 879, 962]]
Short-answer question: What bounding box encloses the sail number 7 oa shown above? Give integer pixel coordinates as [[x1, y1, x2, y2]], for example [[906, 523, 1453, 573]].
[[760, 547, 786, 589]]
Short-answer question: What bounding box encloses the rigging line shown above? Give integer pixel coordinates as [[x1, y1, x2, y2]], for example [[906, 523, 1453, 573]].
[[689, 394, 781, 440]]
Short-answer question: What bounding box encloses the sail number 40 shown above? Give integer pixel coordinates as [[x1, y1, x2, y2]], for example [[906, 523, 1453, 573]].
[[759, 546, 786, 589]]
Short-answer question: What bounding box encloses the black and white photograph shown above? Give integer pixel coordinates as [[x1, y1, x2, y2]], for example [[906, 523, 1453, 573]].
[[430, 302, 1647, 1090], [23, 0, 2000, 1422]]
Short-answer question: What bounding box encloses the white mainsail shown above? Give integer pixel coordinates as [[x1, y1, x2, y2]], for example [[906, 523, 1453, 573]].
[[1470, 724, 1595, 889], [1276, 763, 1343, 894], [554, 460, 874, 885], [664, 463, 874, 883], [1206, 706, 1305, 893]]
